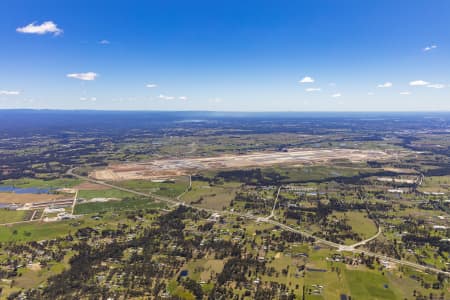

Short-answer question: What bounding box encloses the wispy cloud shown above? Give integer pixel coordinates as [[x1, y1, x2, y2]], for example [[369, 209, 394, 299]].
[[159, 94, 175, 100], [409, 80, 429, 86], [80, 97, 97, 101], [331, 93, 341, 98], [17, 21, 62, 36], [367, 92, 374, 96], [399, 91, 411, 95], [67, 72, 98, 81], [0, 90, 20, 95], [305, 88, 321, 92], [377, 82, 392, 88], [423, 44, 437, 52], [427, 83, 445, 89], [178, 96, 188, 100], [146, 83, 158, 88], [99, 40, 110, 45], [299, 76, 314, 84]]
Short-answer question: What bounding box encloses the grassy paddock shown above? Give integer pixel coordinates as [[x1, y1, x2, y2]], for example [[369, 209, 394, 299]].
[[114, 178, 189, 198], [0, 178, 82, 189], [0, 209, 28, 224], [180, 180, 240, 210], [74, 197, 164, 214], [332, 211, 378, 240], [78, 189, 136, 200]]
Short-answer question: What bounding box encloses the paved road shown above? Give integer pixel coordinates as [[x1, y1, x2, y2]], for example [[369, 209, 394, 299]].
[[67, 168, 449, 276], [341, 225, 383, 251], [268, 186, 282, 219], [71, 190, 78, 215], [176, 175, 192, 201]]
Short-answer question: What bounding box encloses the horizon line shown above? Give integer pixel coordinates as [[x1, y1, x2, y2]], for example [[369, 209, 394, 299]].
[[1, 108, 450, 114]]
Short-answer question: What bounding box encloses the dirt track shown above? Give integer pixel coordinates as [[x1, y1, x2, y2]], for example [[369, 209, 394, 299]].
[[91, 148, 396, 181]]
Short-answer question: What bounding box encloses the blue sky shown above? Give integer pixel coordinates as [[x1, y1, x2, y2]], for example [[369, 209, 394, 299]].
[[1, 0, 449, 111]]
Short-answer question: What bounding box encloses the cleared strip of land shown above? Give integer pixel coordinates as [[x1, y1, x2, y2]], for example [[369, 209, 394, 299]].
[[91, 148, 397, 181], [0, 193, 69, 204]]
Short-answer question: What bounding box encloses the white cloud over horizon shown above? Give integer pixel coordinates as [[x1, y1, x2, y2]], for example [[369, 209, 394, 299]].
[[159, 94, 175, 100], [80, 97, 97, 101], [16, 21, 62, 36], [305, 87, 321, 92], [409, 80, 429, 86], [377, 82, 392, 88], [424, 45, 437, 52], [67, 72, 98, 81], [427, 83, 445, 89], [409, 80, 445, 89], [0, 90, 20, 95], [400, 91, 411, 95], [299, 76, 314, 83], [331, 93, 341, 98], [146, 83, 158, 88]]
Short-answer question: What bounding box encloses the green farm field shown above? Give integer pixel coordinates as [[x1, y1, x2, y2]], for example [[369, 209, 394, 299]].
[[74, 196, 164, 214], [180, 180, 241, 210]]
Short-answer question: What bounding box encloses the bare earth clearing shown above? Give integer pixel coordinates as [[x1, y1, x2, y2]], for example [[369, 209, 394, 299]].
[[73, 182, 110, 190], [0, 193, 68, 204], [91, 148, 396, 181]]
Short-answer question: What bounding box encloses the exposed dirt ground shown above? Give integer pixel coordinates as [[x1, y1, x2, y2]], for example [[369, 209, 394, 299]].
[[0, 193, 68, 204], [91, 148, 398, 181], [73, 181, 110, 190]]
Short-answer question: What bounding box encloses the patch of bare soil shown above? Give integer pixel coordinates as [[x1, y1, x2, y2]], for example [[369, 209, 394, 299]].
[[91, 148, 398, 181], [73, 181, 110, 190], [0, 193, 67, 204]]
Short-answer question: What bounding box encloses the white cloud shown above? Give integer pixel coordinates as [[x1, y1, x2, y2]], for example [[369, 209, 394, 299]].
[[99, 40, 110, 45], [299, 76, 314, 84], [0, 90, 20, 95], [67, 72, 98, 81], [146, 83, 158, 88], [409, 80, 429, 86], [423, 45, 437, 52], [178, 96, 188, 100], [159, 94, 175, 100], [331, 93, 341, 98], [80, 97, 96, 101], [399, 91, 411, 95], [305, 88, 321, 92], [367, 92, 374, 96], [427, 83, 445, 89], [377, 82, 392, 88], [17, 21, 62, 36]]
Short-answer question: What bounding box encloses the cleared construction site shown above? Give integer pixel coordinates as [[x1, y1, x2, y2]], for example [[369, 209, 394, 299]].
[[91, 148, 397, 181]]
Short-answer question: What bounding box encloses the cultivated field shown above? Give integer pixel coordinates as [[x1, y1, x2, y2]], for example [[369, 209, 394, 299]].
[[91, 148, 396, 181]]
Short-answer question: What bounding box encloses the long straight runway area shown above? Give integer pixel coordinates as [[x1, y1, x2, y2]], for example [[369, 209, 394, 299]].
[[91, 148, 396, 181]]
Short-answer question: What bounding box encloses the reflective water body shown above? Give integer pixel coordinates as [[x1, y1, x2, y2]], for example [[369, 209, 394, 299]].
[[0, 186, 51, 194]]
